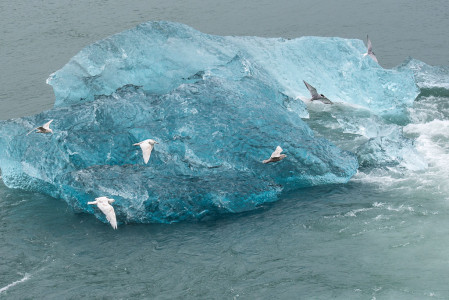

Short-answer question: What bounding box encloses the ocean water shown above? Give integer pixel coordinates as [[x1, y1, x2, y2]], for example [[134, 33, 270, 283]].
[[1, 0, 449, 299]]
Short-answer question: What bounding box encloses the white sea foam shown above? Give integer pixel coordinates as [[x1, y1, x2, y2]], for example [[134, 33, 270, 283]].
[[405, 119, 449, 138], [404, 120, 449, 171], [354, 119, 449, 196], [344, 207, 373, 217], [352, 170, 408, 187], [0, 273, 31, 294]]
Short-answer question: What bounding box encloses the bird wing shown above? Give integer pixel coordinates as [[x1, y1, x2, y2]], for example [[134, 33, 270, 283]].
[[95, 196, 109, 202], [367, 35, 372, 53], [140, 143, 154, 164], [26, 127, 38, 136], [319, 97, 333, 104], [97, 201, 118, 229], [42, 119, 53, 130], [303, 81, 319, 98], [271, 146, 283, 158]]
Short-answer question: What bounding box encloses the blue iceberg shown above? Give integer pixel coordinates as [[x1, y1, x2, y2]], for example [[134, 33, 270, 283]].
[[356, 128, 427, 170], [327, 107, 427, 171], [0, 76, 357, 223], [397, 58, 449, 91], [49, 21, 418, 115], [0, 21, 421, 224]]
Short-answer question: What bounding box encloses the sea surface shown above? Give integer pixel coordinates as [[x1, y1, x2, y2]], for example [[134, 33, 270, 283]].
[[1, 0, 449, 299]]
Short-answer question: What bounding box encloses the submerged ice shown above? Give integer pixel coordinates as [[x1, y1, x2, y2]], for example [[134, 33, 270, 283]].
[[0, 21, 427, 224]]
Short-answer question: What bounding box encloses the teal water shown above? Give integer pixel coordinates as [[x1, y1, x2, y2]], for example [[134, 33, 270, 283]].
[[2, 1, 449, 298]]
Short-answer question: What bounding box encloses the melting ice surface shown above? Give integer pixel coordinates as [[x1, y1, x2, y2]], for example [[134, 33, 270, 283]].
[[0, 21, 428, 224], [48, 21, 418, 115]]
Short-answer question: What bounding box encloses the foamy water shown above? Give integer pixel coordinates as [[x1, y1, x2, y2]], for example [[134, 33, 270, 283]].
[[0, 274, 31, 294]]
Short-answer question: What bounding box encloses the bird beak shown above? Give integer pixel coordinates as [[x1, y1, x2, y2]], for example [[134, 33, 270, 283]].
[[155, 142, 159, 144], [133, 143, 139, 146]]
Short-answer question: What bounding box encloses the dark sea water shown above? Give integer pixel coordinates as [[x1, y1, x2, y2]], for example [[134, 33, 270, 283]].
[[1, 0, 449, 298]]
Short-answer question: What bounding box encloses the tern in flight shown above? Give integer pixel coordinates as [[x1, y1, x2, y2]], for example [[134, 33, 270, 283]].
[[303, 81, 333, 104], [364, 35, 378, 63], [88, 196, 118, 229], [26, 119, 54, 135]]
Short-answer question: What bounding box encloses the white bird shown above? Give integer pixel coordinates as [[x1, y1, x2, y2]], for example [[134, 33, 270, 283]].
[[26, 119, 54, 135], [263, 146, 287, 164], [303, 81, 333, 104], [88, 196, 118, 229], [133, 139, 158, 164], [363, 35, 378, 63]]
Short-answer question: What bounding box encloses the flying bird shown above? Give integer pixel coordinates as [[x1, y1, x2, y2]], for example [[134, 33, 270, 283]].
[[133, 139, 158, 164], [303, 81, 333, 104], [263, 146, 287, 164], [26, 119, 54, 135], [364, 35, 378, 63], [88, 196, 118, 229]]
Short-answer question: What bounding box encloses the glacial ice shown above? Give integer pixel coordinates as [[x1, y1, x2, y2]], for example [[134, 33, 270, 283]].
[[48, 21, 418, 115], [327, 108, 427, 171], [397, 58, 449, 91], [0, 77, 357, 223], [0, 21, 424, 224], [356, 128, 427, 170]]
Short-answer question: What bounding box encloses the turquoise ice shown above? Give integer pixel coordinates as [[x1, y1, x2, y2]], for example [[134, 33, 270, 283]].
[[0, 21, 423, 224], [48, 21, 418, 115], [0, 77, 357, 223]]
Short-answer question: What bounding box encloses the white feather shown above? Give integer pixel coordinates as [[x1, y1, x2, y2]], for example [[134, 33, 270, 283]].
[[88, 196, 117, 229], [271, 146, 283, 159], [42, 119, 53, 130], [133, 139, 158, 164]]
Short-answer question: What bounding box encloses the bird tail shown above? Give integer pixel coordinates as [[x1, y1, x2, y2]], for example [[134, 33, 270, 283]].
[[133, 143, 140, 146], [262, 159, 269, 164]]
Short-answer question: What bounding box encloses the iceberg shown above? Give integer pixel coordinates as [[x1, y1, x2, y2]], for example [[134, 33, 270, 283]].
[[0, 77, 357, 223], [356, 128, 427, 170], [396, 58, 449, 92], [48, 21, 418, 115], [1, 21, 422, 224]]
